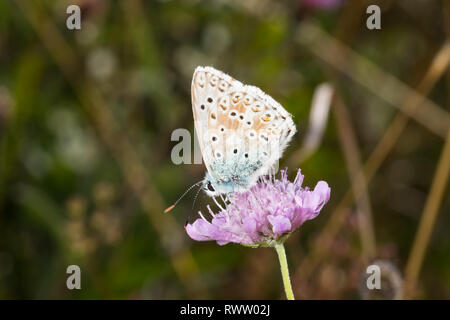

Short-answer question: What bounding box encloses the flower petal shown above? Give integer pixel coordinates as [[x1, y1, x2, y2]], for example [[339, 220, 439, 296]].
[[185, 219, 217, 241], [268, 215, 292, 237], [313, 181, 331, 211]]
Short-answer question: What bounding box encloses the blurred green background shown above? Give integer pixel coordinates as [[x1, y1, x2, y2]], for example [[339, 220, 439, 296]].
[[0, 0, 449, 299]]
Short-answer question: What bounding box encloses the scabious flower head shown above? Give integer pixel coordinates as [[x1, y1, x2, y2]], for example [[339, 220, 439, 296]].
[[186, 169, 331, 247]]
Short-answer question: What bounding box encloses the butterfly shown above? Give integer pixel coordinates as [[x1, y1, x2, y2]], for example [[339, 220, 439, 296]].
[[164, 66, 296, 213], [191, 66, 296, 197]]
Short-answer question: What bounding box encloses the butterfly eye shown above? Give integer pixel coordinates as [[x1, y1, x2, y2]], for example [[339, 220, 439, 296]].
[[206, 181, 215, 192], [207, 97, 213, 103], [215, 151, 222, 159], [219, 126, 226, 133], [246, 120, 253, 127], [211, 134, 218, 142], [238, 114, 245, 121], [248, 130, 256, 139], [200, 104, 206, 111], [210, 113, 217, 120]]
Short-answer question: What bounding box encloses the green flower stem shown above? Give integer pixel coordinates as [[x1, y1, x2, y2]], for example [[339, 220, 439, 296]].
[[275, 243, 295, 300]]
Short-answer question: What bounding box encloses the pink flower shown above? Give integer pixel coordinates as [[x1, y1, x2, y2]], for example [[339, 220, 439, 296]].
[[186, 169, 331, 247]]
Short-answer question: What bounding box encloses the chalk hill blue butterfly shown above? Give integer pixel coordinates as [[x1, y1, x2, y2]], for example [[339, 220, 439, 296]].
[[191, 66, 297, 197]]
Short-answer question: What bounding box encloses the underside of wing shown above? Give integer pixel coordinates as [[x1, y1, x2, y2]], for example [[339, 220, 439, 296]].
[[191, 66, 296, 189]]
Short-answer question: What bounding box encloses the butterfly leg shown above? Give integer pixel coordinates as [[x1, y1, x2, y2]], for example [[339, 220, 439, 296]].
[[248, 187, 266, 214], [212, 196, 225, 212], [224, 192, 247, 224], [218, 194, 232, 222]]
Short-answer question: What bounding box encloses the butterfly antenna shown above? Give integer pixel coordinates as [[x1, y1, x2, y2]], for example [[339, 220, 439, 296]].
[[191, 183, 203, 212], [164, 180, 203, 213]]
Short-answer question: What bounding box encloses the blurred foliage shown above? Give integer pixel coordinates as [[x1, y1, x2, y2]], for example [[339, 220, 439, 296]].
[[0, 0, 449, 299]]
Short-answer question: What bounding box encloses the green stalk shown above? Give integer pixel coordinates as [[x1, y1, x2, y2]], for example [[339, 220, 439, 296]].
[[275, 243, 295, 300]]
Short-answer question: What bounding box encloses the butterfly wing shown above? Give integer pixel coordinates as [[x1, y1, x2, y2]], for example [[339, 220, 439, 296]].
[[192, 66, 296, 193], [192, 66, 240, 182]]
